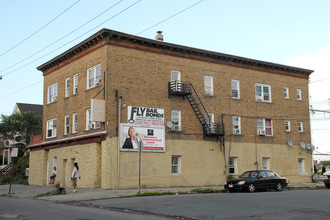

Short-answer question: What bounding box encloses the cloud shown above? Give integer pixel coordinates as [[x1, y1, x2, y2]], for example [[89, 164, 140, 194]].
[[286, 45, 330, 103]]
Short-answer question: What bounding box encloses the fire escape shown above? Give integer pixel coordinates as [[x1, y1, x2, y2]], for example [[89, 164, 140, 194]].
[[168, 81, 225, 150]]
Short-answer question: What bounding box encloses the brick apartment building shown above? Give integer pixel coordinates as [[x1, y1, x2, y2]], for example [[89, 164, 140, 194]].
[[28, 29, 314, 189]]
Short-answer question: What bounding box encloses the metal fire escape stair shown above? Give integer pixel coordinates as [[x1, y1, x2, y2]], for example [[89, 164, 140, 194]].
[[168, 81, 224, 137]]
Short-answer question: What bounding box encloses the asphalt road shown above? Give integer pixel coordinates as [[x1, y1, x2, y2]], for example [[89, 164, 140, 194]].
[[1, 189, 330, 219], [77, 189, 330, 219], [0, 196, 167, 220]]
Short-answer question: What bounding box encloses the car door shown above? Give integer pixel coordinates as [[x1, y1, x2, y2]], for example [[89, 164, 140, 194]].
[[256, 171, 268, 189], [266, 171, 277, 188]]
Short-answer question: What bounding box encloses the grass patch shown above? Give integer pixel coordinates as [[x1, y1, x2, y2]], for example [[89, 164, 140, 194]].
[[33, 189, 61, 198], [136, 191, 176, 196], [191, 188, 225, 193]]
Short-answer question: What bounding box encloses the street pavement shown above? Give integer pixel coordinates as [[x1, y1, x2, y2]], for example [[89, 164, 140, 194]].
[[0, 181, 326, 203]]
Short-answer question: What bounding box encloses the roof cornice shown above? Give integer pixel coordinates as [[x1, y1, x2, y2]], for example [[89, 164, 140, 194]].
[[37, 28, 314, 77]]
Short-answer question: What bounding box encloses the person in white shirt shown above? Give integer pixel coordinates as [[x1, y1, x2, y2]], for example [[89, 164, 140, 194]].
[[71, 162, 79, 192]]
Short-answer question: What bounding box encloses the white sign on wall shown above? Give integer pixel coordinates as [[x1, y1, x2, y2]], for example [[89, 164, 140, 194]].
[[120, 123, 165, 152], [91, 99, 105, 122], [127, 106, 164, 126]]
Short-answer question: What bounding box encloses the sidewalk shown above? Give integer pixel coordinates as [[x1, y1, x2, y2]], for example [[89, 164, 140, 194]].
[[0, 182, 326, 202]]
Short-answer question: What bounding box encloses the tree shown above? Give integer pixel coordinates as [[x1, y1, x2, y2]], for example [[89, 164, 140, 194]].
[[0, 111, 42, 148], [320, 161, 330, 167]]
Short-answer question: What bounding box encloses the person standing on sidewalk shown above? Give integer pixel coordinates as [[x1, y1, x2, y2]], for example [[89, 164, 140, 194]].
[[71, 162, 79, 193]]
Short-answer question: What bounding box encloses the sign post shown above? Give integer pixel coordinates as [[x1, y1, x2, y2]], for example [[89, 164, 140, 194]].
[[8, 147, 18, 194]]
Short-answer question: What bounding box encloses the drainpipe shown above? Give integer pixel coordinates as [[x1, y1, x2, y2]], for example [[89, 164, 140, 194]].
[[116, 95, 122, 189]]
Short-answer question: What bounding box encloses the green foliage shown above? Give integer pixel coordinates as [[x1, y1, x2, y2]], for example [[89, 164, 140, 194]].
[[34, 189, 61, 198], [12, 154, 29, 179], [319, 161, 330, 167], [191, 188, 225, 193], [0, 176, 11, 185], [0, 111, 42, 147], [227, 174, 235, 181]]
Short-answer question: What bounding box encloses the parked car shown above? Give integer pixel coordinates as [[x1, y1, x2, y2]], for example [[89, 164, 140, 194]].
[[224, 170, 288, 193], [323, 171, 330, 189]]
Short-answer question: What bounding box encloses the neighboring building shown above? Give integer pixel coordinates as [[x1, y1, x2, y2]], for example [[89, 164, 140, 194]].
[[28, 29, 313, 189], [13, 103, 43, 116]]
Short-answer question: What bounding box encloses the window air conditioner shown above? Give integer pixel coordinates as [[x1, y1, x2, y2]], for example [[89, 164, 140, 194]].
[[173, 125, 180, 131], [96, 79, 101, 85], [54, 96, 58, 102], [257, 130, 266, 136], [233, 129, 240, 134], [256, 96, 263, 101], [205, 89, 213, 96]]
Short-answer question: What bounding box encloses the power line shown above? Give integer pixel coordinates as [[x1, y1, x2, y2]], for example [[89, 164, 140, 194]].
[[0, 0, 124, 75], [0, 0, 141, 78], [0, 80, 43, 100], [0, 0, 81, 58]]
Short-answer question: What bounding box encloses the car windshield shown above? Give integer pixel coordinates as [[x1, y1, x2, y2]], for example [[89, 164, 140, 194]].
[[239, 171, 258, 178]]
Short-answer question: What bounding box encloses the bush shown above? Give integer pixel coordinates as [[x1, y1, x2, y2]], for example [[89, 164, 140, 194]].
[[0, 176, 11, 185]]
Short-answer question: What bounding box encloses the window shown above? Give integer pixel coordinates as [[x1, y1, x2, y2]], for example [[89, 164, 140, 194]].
[[47, 83, 58, 103], [229, 157, 237, 174], [65, 78, 70, 97], [298, 158, 304, 174], [72, 113, 77, 133], [285, 120, 291, 132], [255, 83, 271, 102], [171, 70, 181, 91], [205, 113, 214, 132], [46, 119, 57, 138], [231, 79, 240, 99], [172, 156, 181, 174], [64, 115, 69, 135], [87, 64, 101, 89], [262, 157, 270, 170], [256, 118, 273, 136], [171, 110, 181, 131], [297, 89, 302, 100], [232, 116, 241, 134], [86, 109, 100, 130], [298, 121, 303, 132], [73, 74, 78, 94], [284, 87, 289, 99], [204, 75, 213, 96]]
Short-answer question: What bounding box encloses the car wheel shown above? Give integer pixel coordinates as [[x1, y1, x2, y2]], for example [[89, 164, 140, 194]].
[[248, 183, 255, 193], [275, 182, 283, 191], [325, 184, 330, 189]]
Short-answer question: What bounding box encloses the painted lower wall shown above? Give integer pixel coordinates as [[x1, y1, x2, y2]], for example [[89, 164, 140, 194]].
[[29, 137, 312, 189]]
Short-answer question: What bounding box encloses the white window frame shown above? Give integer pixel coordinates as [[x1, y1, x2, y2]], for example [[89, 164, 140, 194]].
[[47, 83, 58, 104], [73, 74, 78, 95], [284, 87, 289, 99], [298, 121, 303, 132], [297, 89, 302, 100], [285, 120, 291, 132], [46, 118, 57, 138], [205, 113, 214, 132], [65, 77, 70, 98], [204, 75, 213, 96], [255, 83, 271, 102], [64, 115, 69, 135], [262, 157, 270, 170], [229, 157, 237, 175], [171, 110, 181, 131], [298, 158, 304, 174], [256, 118, 273, 136], [172, 155, 181, 175], [232, 116, 241, 135], [86, 109, 101, 130], [231, 79, 240, 99], [87, 64, 101, 89], [171, 70, 181, 91], [72, 113, 77, 134]]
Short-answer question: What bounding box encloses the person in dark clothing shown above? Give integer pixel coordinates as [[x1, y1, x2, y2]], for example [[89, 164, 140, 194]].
[[122, 127, 139, 149]]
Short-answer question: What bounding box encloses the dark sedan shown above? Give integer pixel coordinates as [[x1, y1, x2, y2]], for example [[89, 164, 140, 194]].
[[224, 170, 287, 193]]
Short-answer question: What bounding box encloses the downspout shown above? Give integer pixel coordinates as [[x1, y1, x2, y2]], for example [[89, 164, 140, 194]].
[[116, 95, 122, 189]]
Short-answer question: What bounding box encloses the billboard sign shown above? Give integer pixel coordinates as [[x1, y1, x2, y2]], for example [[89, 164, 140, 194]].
[[120, 123, 165, 152], [91, 99, 105, 122], [127, 106, 164, 126]]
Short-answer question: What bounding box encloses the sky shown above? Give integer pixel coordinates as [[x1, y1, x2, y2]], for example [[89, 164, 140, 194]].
[[0, 0, 329, 159]]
